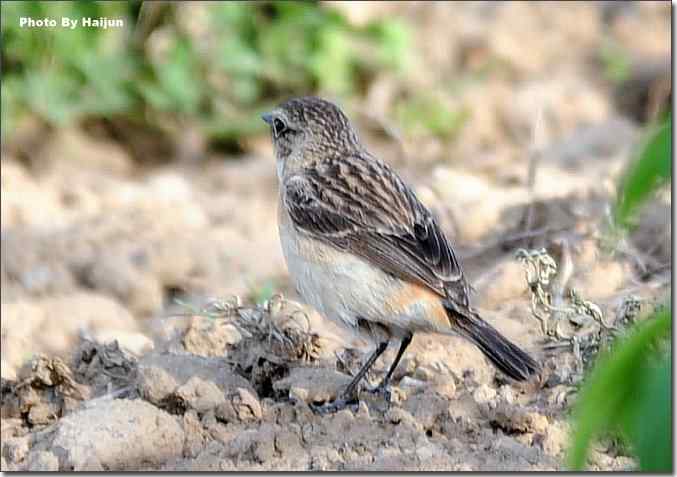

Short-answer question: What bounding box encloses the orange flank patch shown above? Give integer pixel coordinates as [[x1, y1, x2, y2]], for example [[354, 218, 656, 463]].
[[386, 281, 451, 330]]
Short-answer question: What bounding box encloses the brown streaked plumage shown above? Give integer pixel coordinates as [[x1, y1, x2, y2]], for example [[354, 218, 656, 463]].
[[263, 96, 540, 413]]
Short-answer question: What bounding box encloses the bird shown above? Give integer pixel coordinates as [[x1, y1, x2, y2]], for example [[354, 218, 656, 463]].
[[262, 96, 540, 413]]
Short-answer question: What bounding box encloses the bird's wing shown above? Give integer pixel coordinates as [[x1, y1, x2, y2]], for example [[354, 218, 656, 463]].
[[283, 154, 469, 303]]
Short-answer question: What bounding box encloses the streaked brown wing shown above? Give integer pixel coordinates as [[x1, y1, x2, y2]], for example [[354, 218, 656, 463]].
[[283, 154, 469, 303]]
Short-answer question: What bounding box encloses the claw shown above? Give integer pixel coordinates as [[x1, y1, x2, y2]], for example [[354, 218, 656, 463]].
[[310, 394, 359, 415], [365, 382, 392, 406]]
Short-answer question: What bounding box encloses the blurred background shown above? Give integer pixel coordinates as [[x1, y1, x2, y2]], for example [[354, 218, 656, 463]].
[[0, 1, 672, 471], [0, 0, 671, 408]]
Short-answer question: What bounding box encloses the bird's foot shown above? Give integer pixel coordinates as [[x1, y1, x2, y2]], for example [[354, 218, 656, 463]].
[[365, 381, 392, 405], [310, 390, 359, 415]]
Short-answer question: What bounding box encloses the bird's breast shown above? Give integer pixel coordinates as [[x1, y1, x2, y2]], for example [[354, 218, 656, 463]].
[[277, 201, 450, 335]]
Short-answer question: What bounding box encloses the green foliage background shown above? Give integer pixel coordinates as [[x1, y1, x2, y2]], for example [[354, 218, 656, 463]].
[[1, 0, 410, 142], [569, 113, 672, 472]]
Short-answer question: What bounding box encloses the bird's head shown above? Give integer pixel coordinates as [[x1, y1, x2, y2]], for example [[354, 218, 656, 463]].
[[262, 96, 361, 178]]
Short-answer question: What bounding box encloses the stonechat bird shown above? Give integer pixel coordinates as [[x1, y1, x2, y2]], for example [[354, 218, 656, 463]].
[[263, 97, 540, 413]]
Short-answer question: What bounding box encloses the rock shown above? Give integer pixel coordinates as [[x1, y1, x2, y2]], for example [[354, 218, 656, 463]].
[[412, 365, 435, 382], [137, 352, 254, 396], [91, 330, 154, 356], [289, 387, 309, 403], [215, 388, 262, 423], [472, 384, 497, 404], [182, 410, 210, 458], [497, 385, 517, 405], [490, 434, 544, 468], [137, 365, 178, 405], [2, 355, 90, 427], [182, 317, 242, 357], [174, 377, 226, 413], [416, 441, 443, 461], [50, 399, 183, 470], [273, 367, 352, 404], [221, 429, 262, 462], [162, 442, 235, 471], [399, 376, 427, 389], [432, 380, 456, 400], [27, 399, 61, 426], [402, 388, 450, 429], [25, 451, 60, 471], [0, 419, 26, 441], [274, 428, 304, 457], [385, 407, 418, 429], [330, 408, 356, 430], [251, 427, 276, 463], [540, 420, 570, 457], [70, 341, 134, 398], [2, 436, 29, 464], [411, 334, 494, 385], [483, 402, 549, 435]]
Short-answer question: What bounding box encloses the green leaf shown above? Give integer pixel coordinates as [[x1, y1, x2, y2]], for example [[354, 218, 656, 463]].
[[568, 308, 671, 470], [599, 38, 631, 83], [621, 352, 672, 471], [310, 26, 354, 95], [1, 1, 413, 143], [365, 20, 411, 71], [253, 279, 277, 305], [1, 75, 23, 138], [615, 115, 671, 227], [22, 71, 82, 125], [396, 94, 470, 140], [144, 38, 203, 114]]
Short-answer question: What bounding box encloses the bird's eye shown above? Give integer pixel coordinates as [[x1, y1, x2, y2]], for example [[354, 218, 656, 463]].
[[273, 118, 287, 137]]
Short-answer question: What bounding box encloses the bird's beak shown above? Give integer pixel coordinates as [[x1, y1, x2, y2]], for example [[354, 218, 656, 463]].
[[261, 112, 274, 125]]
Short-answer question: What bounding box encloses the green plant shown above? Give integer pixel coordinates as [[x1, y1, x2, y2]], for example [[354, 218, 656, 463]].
[[250, 278, 277, 306], [568, 308, 671, 471], [1, 1, 411, 144], [599, 37, 631, 84], [1, 1, 137, 132], [614, 114, 672, 228], [569, 113, 672, 471], [395, 93, 470, 140]]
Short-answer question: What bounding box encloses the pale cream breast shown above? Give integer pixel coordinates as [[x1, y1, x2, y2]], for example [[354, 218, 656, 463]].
[[278, 199, 452, 337]]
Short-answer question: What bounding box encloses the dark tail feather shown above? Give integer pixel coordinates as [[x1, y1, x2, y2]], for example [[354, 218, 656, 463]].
[[442, 300, 540, 381]]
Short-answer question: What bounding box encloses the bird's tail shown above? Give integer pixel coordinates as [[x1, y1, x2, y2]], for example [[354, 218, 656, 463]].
[[442, 299, 540, 381]]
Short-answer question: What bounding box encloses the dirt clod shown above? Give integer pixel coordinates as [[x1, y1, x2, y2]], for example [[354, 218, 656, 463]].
[[174, 377, 226, 413], [215, 388, 263, 423], [273, 367, 352, 404], [25, 450, 60, 471], [49, 399, 184, 471], [137, 365, 178, 405], [182, 317, 242, 358]]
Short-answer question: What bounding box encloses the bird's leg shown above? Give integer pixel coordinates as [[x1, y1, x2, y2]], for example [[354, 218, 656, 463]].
[[311, 341, 389, 415], [367, 332, 413, 403]]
